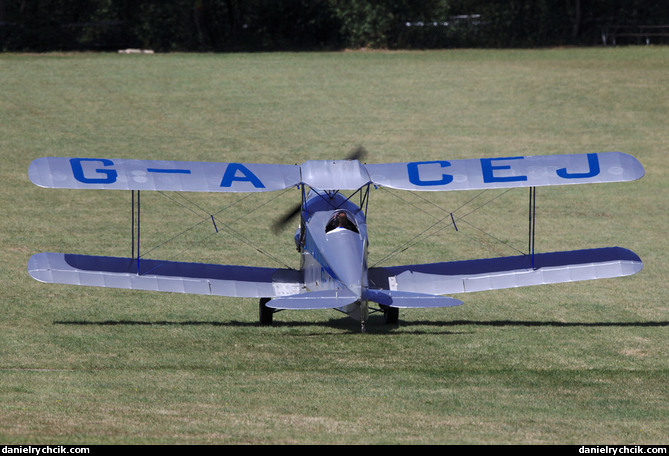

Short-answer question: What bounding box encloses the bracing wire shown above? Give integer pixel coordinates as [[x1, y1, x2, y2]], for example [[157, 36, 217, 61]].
[[139, 188, 297, 270], [371, 187, 525, 267]]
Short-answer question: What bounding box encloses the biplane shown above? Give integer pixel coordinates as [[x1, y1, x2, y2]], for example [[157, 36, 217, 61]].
[[28, 150, 644, 332]]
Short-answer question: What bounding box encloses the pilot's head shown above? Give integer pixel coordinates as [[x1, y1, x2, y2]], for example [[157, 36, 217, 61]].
[[336, 212, 347, 226]]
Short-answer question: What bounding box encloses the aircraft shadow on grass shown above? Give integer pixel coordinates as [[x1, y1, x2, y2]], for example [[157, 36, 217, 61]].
[[53, 318, 668, 336]]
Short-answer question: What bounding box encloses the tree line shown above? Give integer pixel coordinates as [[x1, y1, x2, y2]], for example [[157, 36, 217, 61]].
[[2, 0, 668, 52]]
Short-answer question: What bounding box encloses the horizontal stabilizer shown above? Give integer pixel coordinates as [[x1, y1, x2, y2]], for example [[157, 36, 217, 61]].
[[28, 253, 302, 298], [266, 290, 359, 310], [366, 289, 463, 308], [369, 247, 642, 295]]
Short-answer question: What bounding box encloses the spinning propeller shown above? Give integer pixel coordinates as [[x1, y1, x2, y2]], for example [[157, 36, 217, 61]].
[[272, 146, 367, 233]]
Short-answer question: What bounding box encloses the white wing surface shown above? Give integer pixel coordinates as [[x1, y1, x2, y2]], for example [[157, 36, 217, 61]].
[[29, 157, 301, 192], [368, 247, 643, 295], [28, 253, 303, 298], [366, 152, 644, 191], [29, 152, 643, 193]]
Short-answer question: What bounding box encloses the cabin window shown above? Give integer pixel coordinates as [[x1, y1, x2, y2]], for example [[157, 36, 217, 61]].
[[325, 211, 359, 233]]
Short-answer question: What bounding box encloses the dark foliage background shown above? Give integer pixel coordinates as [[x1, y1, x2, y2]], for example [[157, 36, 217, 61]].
[[2, 0, 668, 51]]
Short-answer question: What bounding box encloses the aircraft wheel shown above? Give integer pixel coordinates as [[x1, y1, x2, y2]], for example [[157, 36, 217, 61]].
[[259, 298, 273, 325], [383, 306, 399, 325]]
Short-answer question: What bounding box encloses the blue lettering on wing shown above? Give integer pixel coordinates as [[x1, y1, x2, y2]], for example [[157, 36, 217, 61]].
[[556, 153, 600, 179], [480, 157, 527, 183], [70, 158, 118, 184], [147, 168, 191, 174], [220, 163, 265, 188], [407, 161, 454, 186]]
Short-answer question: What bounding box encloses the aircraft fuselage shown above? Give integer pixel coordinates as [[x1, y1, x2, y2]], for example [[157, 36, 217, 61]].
[[297, 189, 370, 325]]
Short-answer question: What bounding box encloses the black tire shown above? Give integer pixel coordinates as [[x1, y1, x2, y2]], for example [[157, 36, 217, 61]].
[[383, 306, 399, 325], [259, 298, 273, 325]]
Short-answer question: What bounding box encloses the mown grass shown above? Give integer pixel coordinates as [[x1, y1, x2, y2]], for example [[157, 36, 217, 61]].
[[1, 48, 667, 444]]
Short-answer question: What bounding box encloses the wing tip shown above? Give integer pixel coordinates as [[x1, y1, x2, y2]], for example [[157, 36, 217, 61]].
[[611, 151, 645, 181]]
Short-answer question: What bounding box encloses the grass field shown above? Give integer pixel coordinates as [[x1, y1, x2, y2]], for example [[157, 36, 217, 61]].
[[1, 48, 667, 444]]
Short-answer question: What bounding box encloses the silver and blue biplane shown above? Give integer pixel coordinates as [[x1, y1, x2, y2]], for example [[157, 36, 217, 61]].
[[28, 150, 644, 332]]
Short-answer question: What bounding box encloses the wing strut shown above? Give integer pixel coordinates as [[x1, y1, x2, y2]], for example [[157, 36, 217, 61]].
[[528, 186, 536, 269], [131, 190, 141, 274]]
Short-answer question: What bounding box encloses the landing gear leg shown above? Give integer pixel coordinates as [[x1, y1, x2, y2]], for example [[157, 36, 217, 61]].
[[360, 300, 369, 333], [259, 298, 273, 325]]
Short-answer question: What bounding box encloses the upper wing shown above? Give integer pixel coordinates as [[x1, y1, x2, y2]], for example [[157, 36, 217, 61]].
[[29, 157, 301, 192], [368, 247, 643, 295], [366, 152, 644, 191], [28, 252, 303, 298], [29, 152, 644, 193]]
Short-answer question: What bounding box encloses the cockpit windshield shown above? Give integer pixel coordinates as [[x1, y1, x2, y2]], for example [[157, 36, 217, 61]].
[[325, 211, 359, 234]]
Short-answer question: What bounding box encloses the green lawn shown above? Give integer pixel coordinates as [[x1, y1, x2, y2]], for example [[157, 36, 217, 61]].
[[1, 48, 667, 444]]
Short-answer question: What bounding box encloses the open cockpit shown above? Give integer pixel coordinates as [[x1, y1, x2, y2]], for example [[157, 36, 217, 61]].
[[325, 210, 359, 233]]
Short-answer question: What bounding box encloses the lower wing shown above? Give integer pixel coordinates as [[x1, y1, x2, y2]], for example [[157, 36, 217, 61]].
[[368, 247, 642, 295], [28, 253, 302, 298]]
